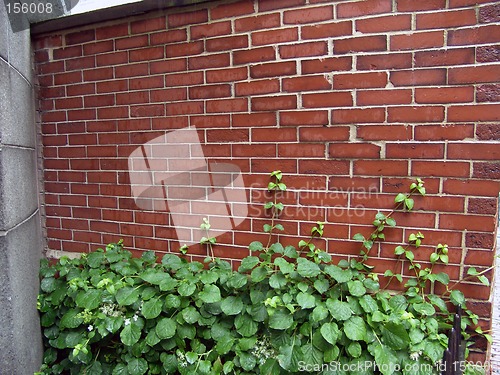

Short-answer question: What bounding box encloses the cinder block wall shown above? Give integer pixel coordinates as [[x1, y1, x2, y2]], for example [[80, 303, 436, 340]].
[[33, 0, 499, 358]]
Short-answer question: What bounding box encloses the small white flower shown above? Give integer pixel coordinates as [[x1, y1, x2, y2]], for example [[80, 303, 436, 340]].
[[410, 351, 422, 361], [133, 314, 139, 322], [87, 325, 93, 331], [124, 318, 131, 326]]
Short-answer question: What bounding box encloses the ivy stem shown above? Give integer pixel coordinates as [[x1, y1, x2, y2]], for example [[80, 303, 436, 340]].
[[445, 265, 495, 295]]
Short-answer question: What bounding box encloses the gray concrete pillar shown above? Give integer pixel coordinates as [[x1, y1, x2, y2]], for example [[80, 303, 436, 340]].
[[0, 1, 44, 373]]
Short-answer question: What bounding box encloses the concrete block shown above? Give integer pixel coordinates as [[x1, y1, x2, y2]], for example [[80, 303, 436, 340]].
[[0, 146, 39, 231], [0, 212, 43, 374], [0, 60, 36, 148], [6, 14, 32, 83]]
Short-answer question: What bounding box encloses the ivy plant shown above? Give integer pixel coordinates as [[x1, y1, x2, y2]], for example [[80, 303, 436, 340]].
[[36, 173, 490, 375]]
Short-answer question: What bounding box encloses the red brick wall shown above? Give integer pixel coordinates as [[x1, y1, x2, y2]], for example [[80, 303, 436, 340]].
[[34, 0, 498, 323]]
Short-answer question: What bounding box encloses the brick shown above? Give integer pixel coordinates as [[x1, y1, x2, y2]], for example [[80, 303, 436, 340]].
[[449, 65, 500, 84], [235, 79, 280, 96], [233, 144, 276, 157], [151, 88, 187, 103], [84, 94, 115, 108], [414, 48, 475, 67], [53, 45, 82, 60], [151, 29, 187, 45], [283, 5, 333, 24], [450, 24, 500, 45], [115, 62, 148, 78], [206, 35, 248, 52], [329, 143, 381, 159], [94, 52, 126, 67], [96, 23, 129, 40], [55, 97, 82, 109], [356, 15, 411, 33], [302, 92, 352, 108], [130, 46, 164, 62], [131, 16, 165, 34], [189, 53, 230, 70], [280, 41, 328, 59], [33, 35, 62, 50], [207, 67, 248, 83], [477, 84, 500, 103], [211, 0, 255, 19], [166, 101, 203, 116], [281, 111, 329, 127], [328, 176, 379, 192], [448, 104, 500, 122], [90, 221, 120, 234], [233, 113, 276, 127], [68, 109, 96, 121], [150, 58, 187, 74], [191, 21, 230, 39], [357, 125, 412, 141], [354, 160, 408, 177], [252, 27, 298, 46], [258, 0, 305, 12], [168, 9, 208, 28], [390, 31, 444, 51], [468, 198, 498, 215], [283, 75, 332, 92], [412, 161, 470, 178], [448, 143, 500, 160], [476, 123, 500, 140], [252, 127, 296, 142], [479, 4, 500, 23], [337, 0, 392, 18], [116, 35, 148, 50], [444, 179, 500, 197], [417, 9, 476, 30], [207, 98, 248, 113], [440, 214, 496, 232], [83, 67, 113, 82], [415, 124, 474, 140], [234, 46, 276, 65], [278, 143, 325, 157], [131, 104, 165, 117], [357, 53, 412, 70], [334, 72, 387, 89], [83, 40, 113, 55], [299, 160, 349, 175], [332, 108, 386, 124], [166, 72, 203, 87], [334, 35, 386, 54], [251, 95, 296, 111], [386, 143, 444, 159], [357, 89, 412, 105], [415, 87, 474, 104], [299, 126, 350, 141], [302, 57, 352, 74], [167, 41, 204, 58], [190, 84, 232, 99], [302, 20, 351, 40], [390, 69, 446, 86], [388, 106, 444, 123], [97, 106, 129, 119], [397, 0, 445, 11], [66, 29, 95, 45], [473, 162, 500, 179], [250, 61, 296, 78], [97, 79, 128, 93], [235, 13, 280, 32]]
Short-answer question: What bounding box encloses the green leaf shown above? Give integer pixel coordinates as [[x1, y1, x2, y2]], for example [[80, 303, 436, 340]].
[[155, 318, 176, 339], [60, 309, 84, 329], [216, 336, 235, 355], [239, 256, 260, 272], [221, 296, 244, 315], [296, 292, 316, 309], [347, 280, 366, 297], [424, 340, 443, 363], [75, 289, 102, 310], [238, 352, 257, 371], [199, 284, 221, 304], [314, 278, 330, 294], [141, 297, 163, 319], [311, 304, 329, 322], [395, 193, 406, 203], [178, 282, 196, 297], [347, 342, 362, 358], [413, 302, 436, 316], [235, 314, 258, 337], [269, 309, 293, 330], [274, 257, 295, 274], [450, 290, 466, 307], [359, 295, 378, 313], [269, 273, 288, 289], [87, 251, 106, 268], [381, 322, 409, 350], [120, 323, 141, 346], [324, 264, 353, 283], [251, 265, 269, 283], [115, 287, 140, 306], [344, 316, 366, 341], [127, 358, 148, 375], [353, 233, 365, 241], [181, 306, 201, 324], [371, 342, 398, 375], [326, 299, 352, 321], [277, 344, 301, 372], [320, 322, 339, 345], [249, 241, 264, 252], [297, 258, 321, 278], [427, 294, 448, 313], [405, 197, 414, 210], [478, 275, 490, 286]]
